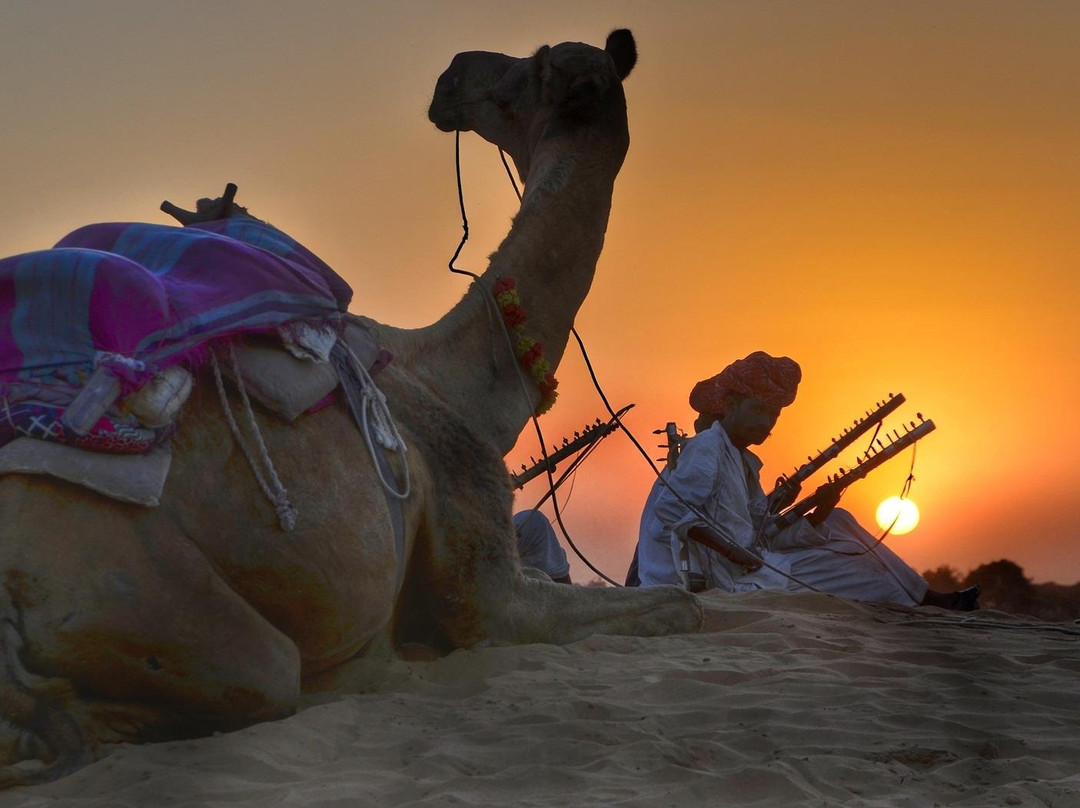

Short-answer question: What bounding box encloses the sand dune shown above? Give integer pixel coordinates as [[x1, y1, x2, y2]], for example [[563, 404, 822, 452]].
[[6, 589, 1080, 807]]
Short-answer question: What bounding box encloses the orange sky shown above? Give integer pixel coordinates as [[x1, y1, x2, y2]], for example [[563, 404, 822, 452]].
[[3, 2, 1078, 584]]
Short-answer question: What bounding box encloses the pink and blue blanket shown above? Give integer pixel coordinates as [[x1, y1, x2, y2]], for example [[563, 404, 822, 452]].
[[0, 218, 353, 451]]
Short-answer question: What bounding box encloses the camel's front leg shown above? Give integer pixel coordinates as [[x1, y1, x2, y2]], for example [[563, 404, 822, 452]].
[[388, 382, 704, 649], [416, 457, 703, 647]]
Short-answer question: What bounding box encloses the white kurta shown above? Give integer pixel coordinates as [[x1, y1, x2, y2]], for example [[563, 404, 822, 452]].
[[635, 422, 928, 606]]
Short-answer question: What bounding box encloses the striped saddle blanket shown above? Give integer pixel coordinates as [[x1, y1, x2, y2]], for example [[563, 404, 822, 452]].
[[0, 217, 357, 454]]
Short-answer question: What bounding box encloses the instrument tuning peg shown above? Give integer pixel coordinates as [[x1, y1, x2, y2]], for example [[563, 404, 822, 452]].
[[530, 456, 536, 464], [876, 439, 884, 449], [520, 464, 527, 471], [916, 412, 923, 420], [574, 431, 580, 439]]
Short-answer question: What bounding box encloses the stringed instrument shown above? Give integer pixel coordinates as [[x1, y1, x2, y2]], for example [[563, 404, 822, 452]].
[[768, 414, 936, 534], [767, 393, 905, 513], [509, 404, 633, 489]]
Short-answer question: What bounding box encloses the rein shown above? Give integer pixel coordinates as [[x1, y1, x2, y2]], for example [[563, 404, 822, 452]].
[[448, 131, 622, 585]]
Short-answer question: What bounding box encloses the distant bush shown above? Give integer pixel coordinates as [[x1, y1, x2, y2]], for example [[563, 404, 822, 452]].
[[922, 559, 1080, 621], [923, 565, 962, 592]]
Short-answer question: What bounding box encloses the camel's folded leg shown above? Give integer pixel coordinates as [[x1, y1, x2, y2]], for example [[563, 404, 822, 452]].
[[0, 479, 302, 784]]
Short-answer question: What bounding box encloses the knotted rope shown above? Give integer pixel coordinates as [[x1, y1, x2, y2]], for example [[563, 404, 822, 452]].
[[210, 344, 298, 531], [334, 338, 410, 500]]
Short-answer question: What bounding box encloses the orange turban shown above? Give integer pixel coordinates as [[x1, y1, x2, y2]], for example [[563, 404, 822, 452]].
[[689, 351, 801, 416]]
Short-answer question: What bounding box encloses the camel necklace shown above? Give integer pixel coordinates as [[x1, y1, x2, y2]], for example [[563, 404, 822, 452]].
[[447, 131, 559, 416], [492, 276, 558, 414]]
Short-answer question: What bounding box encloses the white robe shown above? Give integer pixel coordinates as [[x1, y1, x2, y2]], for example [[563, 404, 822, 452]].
[[635, 422, 928, 606]]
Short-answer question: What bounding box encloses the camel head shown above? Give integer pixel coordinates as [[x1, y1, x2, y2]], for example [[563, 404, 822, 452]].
[[428, 29, 637, 181]]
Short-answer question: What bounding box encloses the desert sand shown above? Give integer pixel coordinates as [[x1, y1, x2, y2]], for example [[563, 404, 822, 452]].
[[4, 589, 1079, 807]]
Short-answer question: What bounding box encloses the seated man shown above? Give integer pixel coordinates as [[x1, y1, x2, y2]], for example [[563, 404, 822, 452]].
[[633, 351, 979, 611], [514, 510, 573, 584]]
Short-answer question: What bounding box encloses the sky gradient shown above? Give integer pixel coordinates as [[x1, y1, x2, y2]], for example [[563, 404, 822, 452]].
[[3, 1, 1078, 584]]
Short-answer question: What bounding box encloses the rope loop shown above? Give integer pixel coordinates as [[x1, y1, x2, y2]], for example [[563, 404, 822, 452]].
[[210, 345, 298, 531], [337, 338, 411, 500]]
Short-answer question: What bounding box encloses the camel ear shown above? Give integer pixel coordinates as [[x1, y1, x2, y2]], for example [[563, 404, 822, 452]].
[[533, 44, 552, 87], [605, 29, 636, 80]]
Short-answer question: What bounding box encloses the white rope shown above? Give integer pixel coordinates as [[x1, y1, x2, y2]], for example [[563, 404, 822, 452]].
[[340, 338, 410, 500], [210, 346, 298, 531]]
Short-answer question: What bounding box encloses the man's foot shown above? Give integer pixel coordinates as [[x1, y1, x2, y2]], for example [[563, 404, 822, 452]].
[[921, 585, 981, 611], [947, 585, 981, 611]]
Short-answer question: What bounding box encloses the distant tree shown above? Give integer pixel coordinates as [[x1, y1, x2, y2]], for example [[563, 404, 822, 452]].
[[922, 559, 1080, 620], [964, 559, 1036, 614], [922, 565, 962, 591], [1030, 582, 1080, 622]]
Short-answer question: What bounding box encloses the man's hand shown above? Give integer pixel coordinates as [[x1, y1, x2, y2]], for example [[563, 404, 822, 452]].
[[767, 480, 802, 514], [724, 543, 763, 573], [806, 482, 842, 526], [686, 526, 763, 574]]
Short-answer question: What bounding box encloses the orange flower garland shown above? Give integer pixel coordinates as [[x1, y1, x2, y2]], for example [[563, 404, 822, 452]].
[[493, 277, 558, 414]]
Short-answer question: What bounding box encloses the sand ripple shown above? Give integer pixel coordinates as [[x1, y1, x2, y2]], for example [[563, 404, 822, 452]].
[[5, 589, 1080, 807]]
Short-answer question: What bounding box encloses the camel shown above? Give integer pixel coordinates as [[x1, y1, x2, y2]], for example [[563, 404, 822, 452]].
[[0, 29, 703, 785]]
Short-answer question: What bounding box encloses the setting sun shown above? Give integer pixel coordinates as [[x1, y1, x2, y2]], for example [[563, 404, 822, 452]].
[[875, 497, 920, 535]]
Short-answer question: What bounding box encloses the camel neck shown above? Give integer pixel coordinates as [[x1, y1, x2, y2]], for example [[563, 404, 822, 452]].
[[381, 110, 628, 456]]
